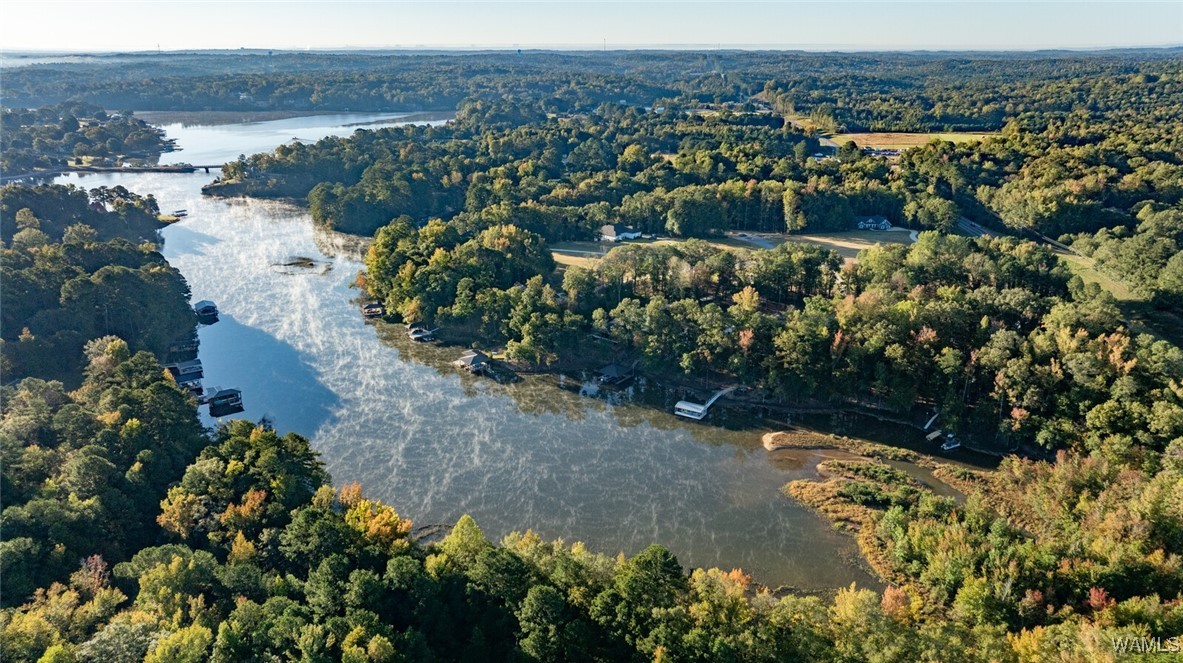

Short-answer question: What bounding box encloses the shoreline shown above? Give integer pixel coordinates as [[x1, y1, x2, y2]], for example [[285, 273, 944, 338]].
[[134, 108, 456, 127], [766, 428, 989, 586], [420, 323, 1007, 466]]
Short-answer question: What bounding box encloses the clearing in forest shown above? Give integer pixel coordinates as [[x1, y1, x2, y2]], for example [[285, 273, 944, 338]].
[[743, 229, 917, 260], [551, 231, 917, 266], [828, 132, 995, 149]]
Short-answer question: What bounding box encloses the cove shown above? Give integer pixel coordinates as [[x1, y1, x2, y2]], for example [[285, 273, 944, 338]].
[[57, 112, 881, 591]]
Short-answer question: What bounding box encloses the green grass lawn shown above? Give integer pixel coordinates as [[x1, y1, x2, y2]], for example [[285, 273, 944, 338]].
[[758, 230, 916, 260], [550, 236, 752, 263], [1059, 252, 1139, 302], [1056, 251, 1183, 346]]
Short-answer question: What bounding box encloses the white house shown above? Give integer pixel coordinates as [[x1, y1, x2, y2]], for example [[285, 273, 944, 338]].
[[601, 223, 643, 242]]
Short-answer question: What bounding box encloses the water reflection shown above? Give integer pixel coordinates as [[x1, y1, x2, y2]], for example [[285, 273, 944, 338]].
[[160, 223, 222, 256], [198, 314, 340, 434]]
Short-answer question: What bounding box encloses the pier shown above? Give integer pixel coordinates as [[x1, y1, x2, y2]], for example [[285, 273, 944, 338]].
[[1, 164, 224, 182]]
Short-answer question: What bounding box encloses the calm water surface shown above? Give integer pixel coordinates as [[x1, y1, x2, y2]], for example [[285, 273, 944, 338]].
[[154, 112, 448, 166], [58, 113, 880, 591]]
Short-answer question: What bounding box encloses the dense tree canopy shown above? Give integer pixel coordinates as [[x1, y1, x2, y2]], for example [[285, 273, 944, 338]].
[[0, 184, 194, 386]]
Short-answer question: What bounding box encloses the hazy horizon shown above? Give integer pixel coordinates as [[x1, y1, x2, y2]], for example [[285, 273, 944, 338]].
[[3, 1, 1181, 53], [3, 43, 1182, 55]]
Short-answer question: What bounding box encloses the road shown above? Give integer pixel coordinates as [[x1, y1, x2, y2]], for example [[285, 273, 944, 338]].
[[956, 217, 990, 238]]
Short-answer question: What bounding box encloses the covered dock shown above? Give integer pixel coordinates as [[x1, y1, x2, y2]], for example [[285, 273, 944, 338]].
[[673, 385, 738, 420], [596, 361, 637, 385], [361, 302, 386, 319], [454, 350, 490, 373]]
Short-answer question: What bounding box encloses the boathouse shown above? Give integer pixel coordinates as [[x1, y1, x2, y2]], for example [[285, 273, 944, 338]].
[[673, 401, 708, 420], [596, 362, 635, 385], [194, 300, 218, 317], [208, 388, 245, 417], [208, 388, 242, 407], [165, 359, 204, 380], [454, 350, 490, 373], [361, 302, 385, 318]]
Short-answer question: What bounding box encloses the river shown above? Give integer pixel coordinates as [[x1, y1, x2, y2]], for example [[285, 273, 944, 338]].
[[56, 112, 882, 591]]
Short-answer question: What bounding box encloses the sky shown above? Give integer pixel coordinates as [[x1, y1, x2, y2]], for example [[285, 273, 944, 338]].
[[1, 1, 1180, 52]]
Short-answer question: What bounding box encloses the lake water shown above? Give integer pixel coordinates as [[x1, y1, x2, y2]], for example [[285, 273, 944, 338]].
[[57, 113, 881, 591], [153, 111, 453, 166]]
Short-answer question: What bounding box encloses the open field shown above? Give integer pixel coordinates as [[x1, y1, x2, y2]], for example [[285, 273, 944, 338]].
[[550, 241, 612, 268], [828, 132, 995, 150], [1058, 252, 1139, 302], [551, 251, 603, 269], [550, 236, 754, 266], [1054, 250, 1183, 347], [783, 113, 822, 133], [756, 229, 917, 260], [551, 230, 917, 266]]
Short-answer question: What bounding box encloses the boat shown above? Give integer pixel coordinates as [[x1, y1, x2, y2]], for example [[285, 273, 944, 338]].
[[940, 434, 961, 452], [925, 429, 944, 441], [172, 209, 188, 217], [408, 326, 437, 342]]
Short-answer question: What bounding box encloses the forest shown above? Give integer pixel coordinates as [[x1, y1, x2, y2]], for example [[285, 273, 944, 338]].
[[5, 49, 1182, 132], [0, 184, 195, 386], [2, 49, 1183, 661]]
